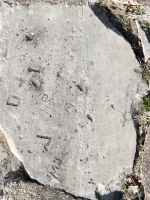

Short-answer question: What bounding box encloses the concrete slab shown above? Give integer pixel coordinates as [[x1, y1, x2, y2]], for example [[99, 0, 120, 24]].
[[0, 2, 145, 199]]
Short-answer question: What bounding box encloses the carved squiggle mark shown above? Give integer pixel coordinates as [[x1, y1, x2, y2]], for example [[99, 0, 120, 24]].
[[31, 76, 43, 89], [49, 171, 58, 179], [45, 105, 61, 115], [37, 108, 60, 120], [88, 181, 96, 185], [36, 135, 52, 152], [31, 118, 34, 126], [37, 108, 52, 118], [66, 103, 74, 114], [76, 83, 84, 92], [41, 94, 48, 102], [44, 138, 51, 151], [28, 67, 40, 73], [7, 95, 21, 107], [87, 114, 93, 122], [36, 134, 51, 140]]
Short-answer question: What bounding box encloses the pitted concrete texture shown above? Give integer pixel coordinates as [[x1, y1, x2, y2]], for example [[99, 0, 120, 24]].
[[0, 2, 144, 199]]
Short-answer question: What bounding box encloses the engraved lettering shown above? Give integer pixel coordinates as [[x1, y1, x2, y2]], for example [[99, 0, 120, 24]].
[[58, 99, 65, 107], [48, 98, 54, 106], [42, 94, 48, 102], [66, 103, 74, 114], [7, 95, 21, 107]]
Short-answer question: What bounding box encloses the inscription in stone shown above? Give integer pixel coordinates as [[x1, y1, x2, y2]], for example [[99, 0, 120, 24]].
[[7, 95, 21, 107]]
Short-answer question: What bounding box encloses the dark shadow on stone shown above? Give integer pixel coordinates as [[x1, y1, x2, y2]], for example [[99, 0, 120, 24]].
[[95, 190, 123, 200], [138, 21, 150, 43], [4, 166, 30, 187], [88, 2, 122, 37], [88, 2, 144, 62], [0, 189, 3, 197], [130, 98, 145, 168], [4, 165, 44, 187], [60, 189, 90, 200]]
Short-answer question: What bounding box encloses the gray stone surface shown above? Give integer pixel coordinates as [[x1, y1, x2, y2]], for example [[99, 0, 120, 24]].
[[135, 5, 150, 62], [142, 128, 150, 200], [136, 19, 150, 62], [0, 2, 144, 199]]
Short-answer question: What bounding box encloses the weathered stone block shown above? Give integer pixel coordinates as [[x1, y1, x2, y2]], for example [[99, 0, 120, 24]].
[[0, 2, 145, 199]]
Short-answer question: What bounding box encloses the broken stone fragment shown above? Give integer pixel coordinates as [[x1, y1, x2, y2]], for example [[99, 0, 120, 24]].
[[128, 186, 139, 195]]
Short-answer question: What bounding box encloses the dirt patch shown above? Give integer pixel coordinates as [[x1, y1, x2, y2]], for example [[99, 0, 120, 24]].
[[2, 181, 88, 200], [0, 131, 13, 157]]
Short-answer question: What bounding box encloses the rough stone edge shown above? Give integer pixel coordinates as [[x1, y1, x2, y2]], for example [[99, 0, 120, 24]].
[[95, 1, 150, 199], [0, 126, 23, 162], [136, 18, 150, 62]]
